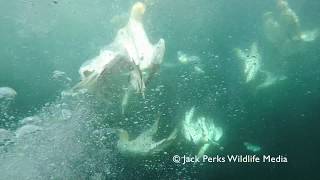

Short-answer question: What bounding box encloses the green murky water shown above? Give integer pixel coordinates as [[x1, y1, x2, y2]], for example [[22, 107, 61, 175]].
[[0, 0, 319, 179]]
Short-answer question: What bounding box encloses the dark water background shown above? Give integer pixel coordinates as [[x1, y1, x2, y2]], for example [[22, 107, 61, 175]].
[[1, 0, 320, 179]]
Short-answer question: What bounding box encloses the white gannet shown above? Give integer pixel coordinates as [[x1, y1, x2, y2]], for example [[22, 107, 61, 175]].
[[73, 2, 165, 113], [277, 0, 319, 43], [264, 0, 318, 45], [235, 42, 262, 83], [116, 116, 177, 156], [120, 2, 165, 73], [277, 0, 301, 41], [182, 107, 223, 157]]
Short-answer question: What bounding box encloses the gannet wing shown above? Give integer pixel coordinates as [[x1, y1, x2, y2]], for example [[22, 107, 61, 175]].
[[149, 128, 178, 154], [128, 62, 145, 95], [185, 107, 195, 124], [197, 143, 210, 157], [144, 114, 160, 136], [300, 29, 318, 42], [143, 39, 166, 85], [75, 52, 142, 107]]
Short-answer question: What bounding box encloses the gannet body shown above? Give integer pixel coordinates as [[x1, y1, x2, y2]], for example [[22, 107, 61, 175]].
[[183, 107, 223, 157], [235, 42, 261, 83], [264, 0, 318, 46], [73, 2, 165, 112]]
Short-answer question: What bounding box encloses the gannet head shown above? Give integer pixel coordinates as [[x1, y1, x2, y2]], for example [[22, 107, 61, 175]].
[[277, 0, 288, 11], [130, 2, 146, 21]]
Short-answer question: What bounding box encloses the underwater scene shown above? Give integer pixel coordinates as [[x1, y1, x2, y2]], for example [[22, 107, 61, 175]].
[[0, 0, 319, 179]]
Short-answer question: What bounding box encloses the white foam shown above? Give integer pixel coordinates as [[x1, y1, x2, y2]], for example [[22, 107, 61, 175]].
[[0, 128, 14, 144], [0, 87, 17, 100], [15, 125, 43, 138], [20, 116, 42, 125]]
